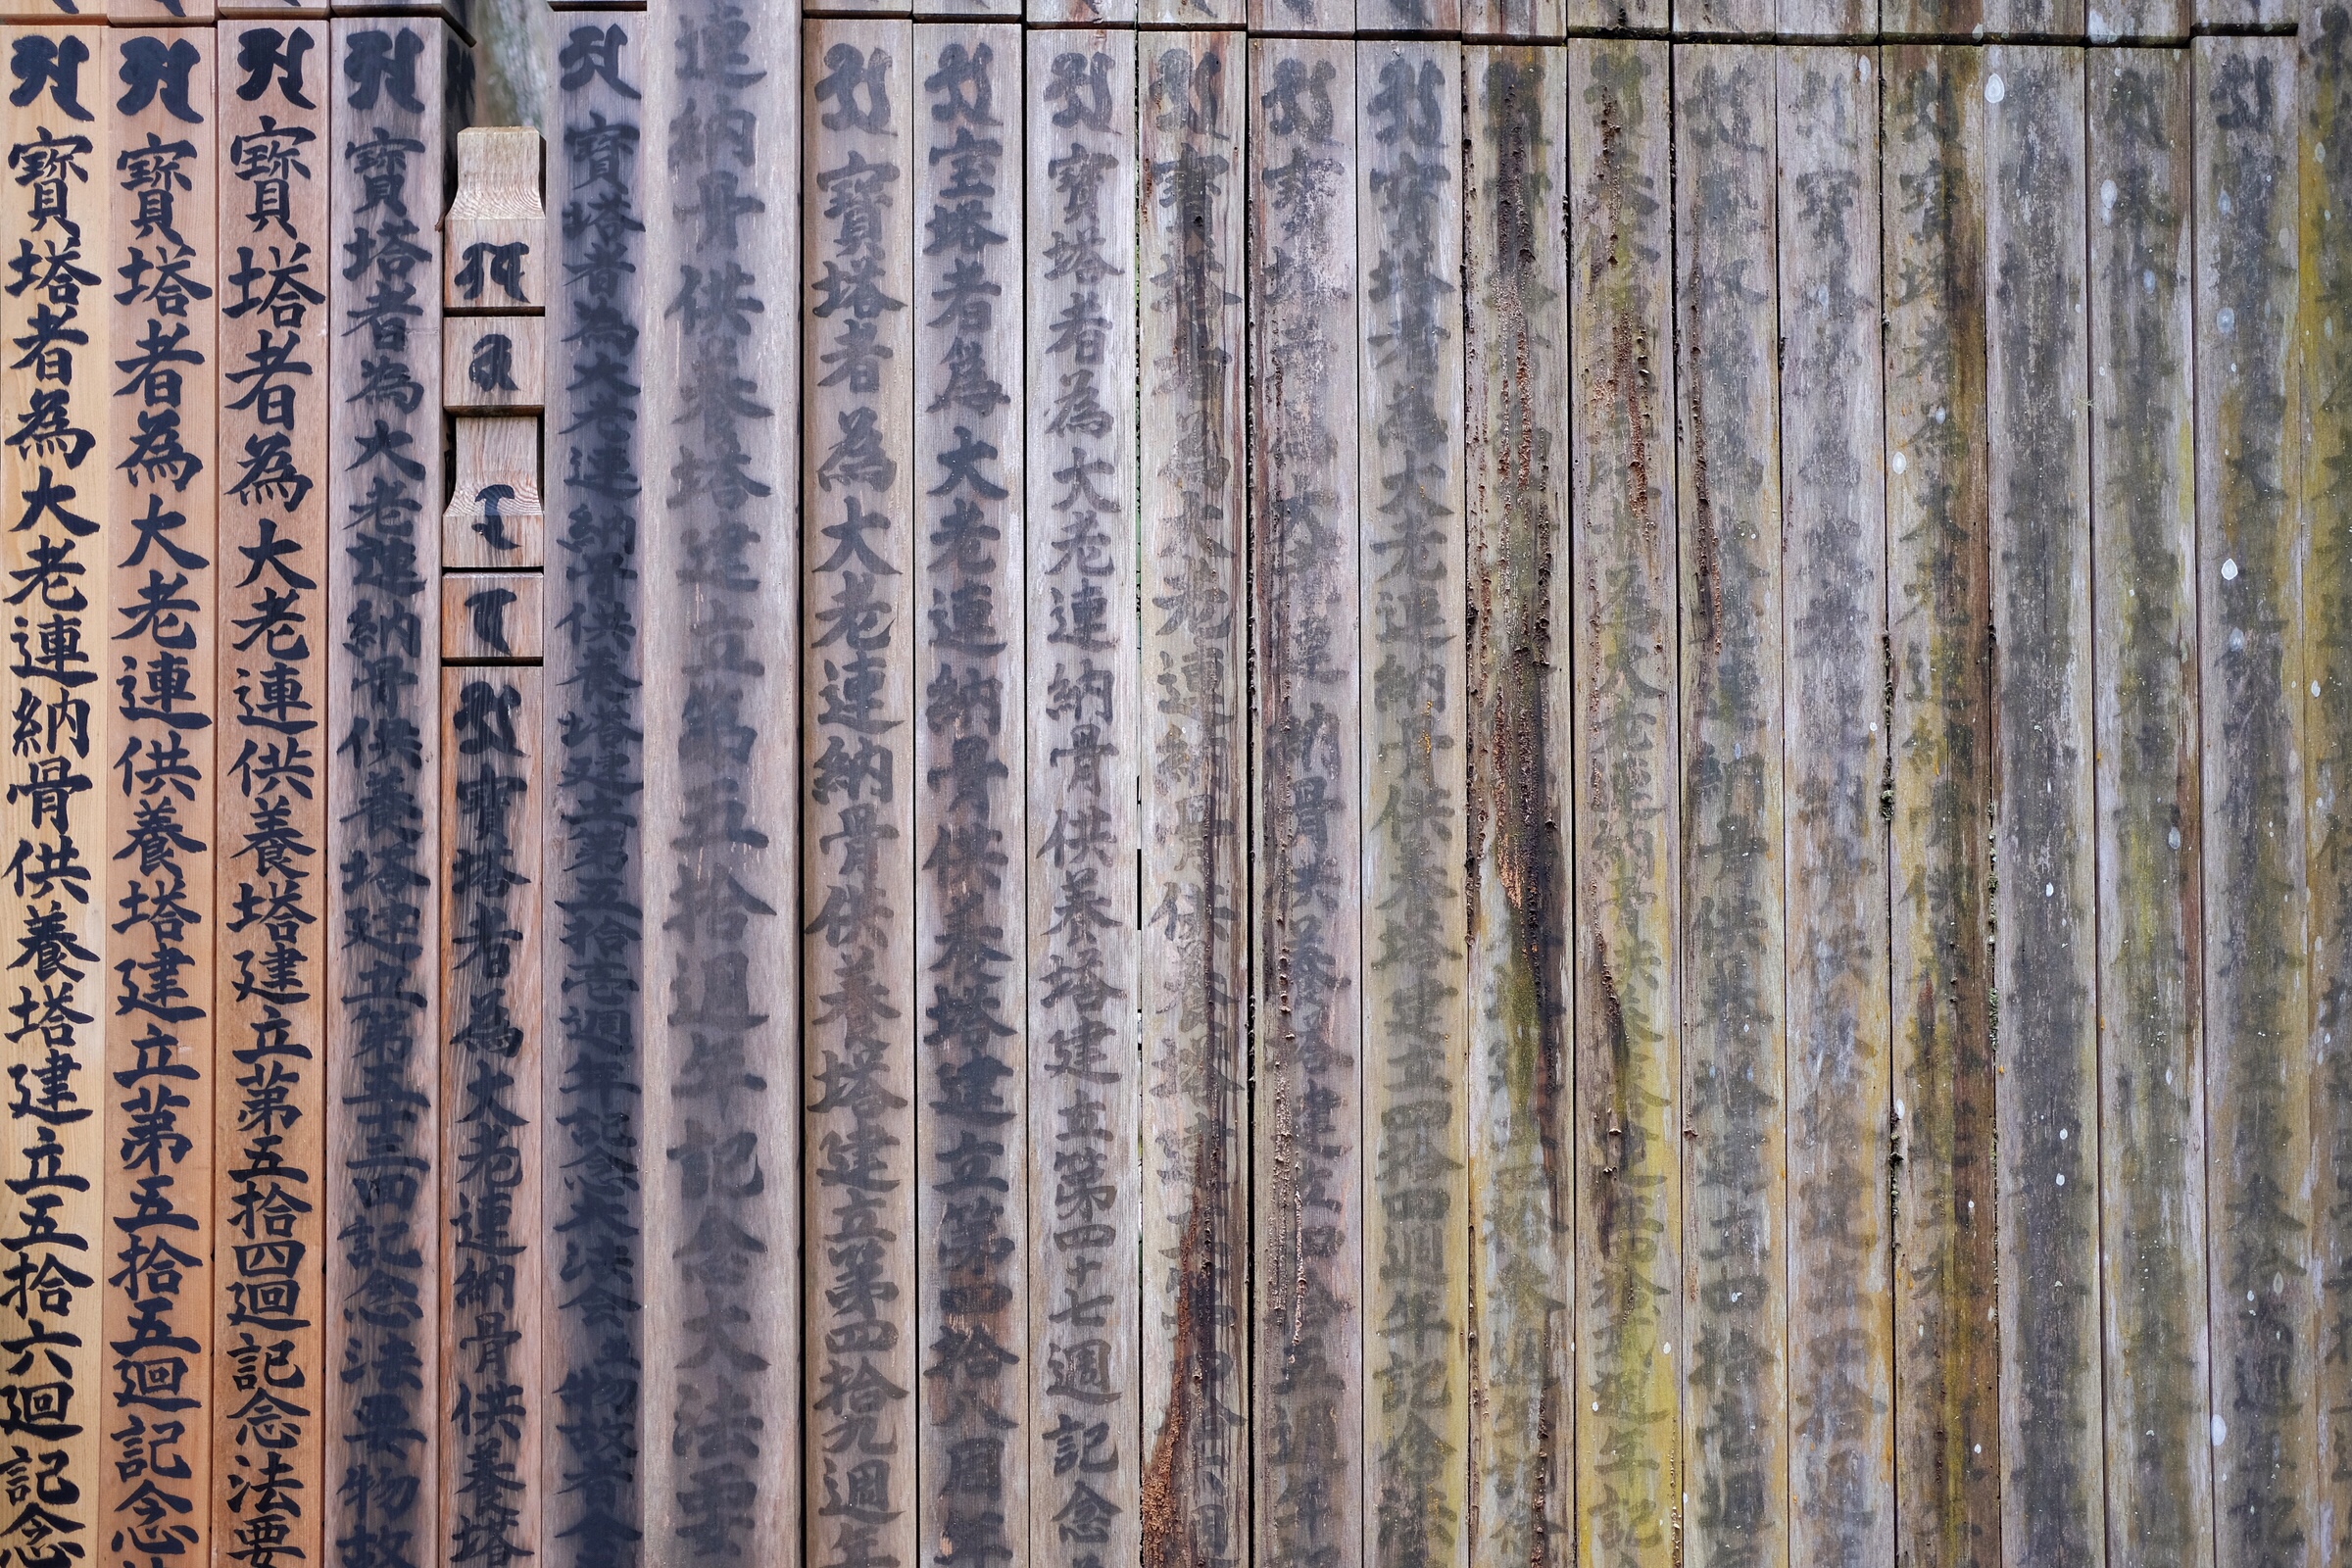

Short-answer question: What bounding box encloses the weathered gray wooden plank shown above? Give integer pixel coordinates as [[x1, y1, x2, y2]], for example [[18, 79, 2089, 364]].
[[2087, 46, 2212, 1568], [1883, 43, 2001, 1568], [1356, 37, 1466, 1568], [2197, 32, 2316, 1568], [1566, 38, 1679, 1568], [1461, 43, 1572, 1568], [1670, 43, 1786, 1568], [1463, 0, 1561, 44]]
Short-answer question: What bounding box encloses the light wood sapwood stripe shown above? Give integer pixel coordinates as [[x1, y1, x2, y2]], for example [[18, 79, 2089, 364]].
[[1357, 37, 1467, 1568], [438, 662, 543, 1568], [1248, 35, 1360, 1568], [0, 28, 108, 1568], [1882, 43, 2000, 1568], [641, 4, 802, 1564], [538, 12, 650, 1564], [1566, 37, 1679, 1568], [1670, 43, 1785, 1568], [1021, 28, 1141, 1568], [2197, 31, 2315, 1568], [1776, 45, 1894, 1568], [2086, 46, 2212, 1568], [212, 23, 329, 1568], [104, 26, 215, 1566], [1137, 29, 1247, 1568], [1984, 43, 2102, 1568], [910, 24, 1028, 1568], [1461, 44, 1571, 1568], [324, 21, 444, 1568], [2301, 4, 2352, 1557]]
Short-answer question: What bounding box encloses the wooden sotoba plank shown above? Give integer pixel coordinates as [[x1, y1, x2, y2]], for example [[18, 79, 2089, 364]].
[[1777, 45, 1894, 1568], [2087, 46, 2212, 1568], [1141, 0, 1241, 33], [1250, 0, 1348, 47], [438, 662, 543, 1568], [212, 23, 329, 1568], [1137, 31, 1247, 1568], [441, 571, 541, 664], [2193, 0, 2295, 39], [1462, 0, 1561, 48], [1358, 37, 1467, 1568], [1026, 0, 1136, 35], [105, 24, 216, 1567], [1023, 30, 1140, 1568], [1882, 44, 2000, 1568], [2301, 5, 2352, 1557], [324, 19, 445, 1568], [0, 27, 108, 1568], [1777, 0, 1875, 47], [908, 24, 1028, 1568], [110, 0, 218, 24], [1981, 0, 2085, 42], [1883, 0, 1984, 45], [1566, 38, 1679, 1568], [1671, 43, 1785, 1568], [2197, 32, 2316, 1568], [1984, 44, 2102, 1568], [2088, 0, 2188, 45], [1247, 34, 1360, 1568], [1461, 44, 1571, 1568]]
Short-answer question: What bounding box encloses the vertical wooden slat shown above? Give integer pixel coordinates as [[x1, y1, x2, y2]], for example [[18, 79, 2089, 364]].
[[1138, 30, 1247, 1568], [2197, 32, 2315, 1568], [1022, 28, 1141, 1568], [2087, 45, 2212, 1568], [1566, 38, 1679, 1568], [2194, 0, 2296, 39], [0, 26, 107, 1568], [640, 3, 802, 1563], [1779, 0, 1875, 48], [910, 24, 1028, 1568], [1249, 35, 1360, 1568], [1777, 44, 1894, 1568], [1358, 37, 1467, 1568], [539, 13, 649, 1567], [1026, 0, 1137, 32], [1671, 43, 1784, 1568], [1461, 44, 1571, 1568], [1462, 0, 1561, 47], [2087, 0, 2189, 45], [1883, 44, 2000, 1568], [212, 22, 328, 1568], [1141, 0, 1242, 34]]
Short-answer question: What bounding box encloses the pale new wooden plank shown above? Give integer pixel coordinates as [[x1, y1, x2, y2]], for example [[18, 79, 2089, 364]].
[[212, 23, 329, 1568], [2197, 32, 2316, 1568], [444, 125, 543, 312], [2087, 46, 2212, 1568], [797, 20, 906, 1568], [1883, 44, 2000, 1568], [1565, 38, 1679, 1568], [103, 26, 215, 1565], [1671, 43, 1785, 1568], [1461, 44, 1571, 1568], [0, 1, 104, 20], [1137, 30, 1247, 1568], [538, 13, 653, 1564], [324, 20, 445, 1568], [1776, 45, 1894, 1568], [0, 28, 108, 1568], [909, 24, 1028, 1568], [438, 662, 544, 1568], [1022, 30, 1141, 1568], [1357, 37, 1466, 1568], [445, 415, 545, 569], [109, 0, 215, 21], [1248, 36, 1360, 1568]]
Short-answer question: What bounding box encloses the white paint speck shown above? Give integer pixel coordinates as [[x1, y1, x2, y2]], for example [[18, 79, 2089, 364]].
[[2143, 269, 2156, 295], [1592, 1401, 1600, 1412], [2058, 1127, 2068, 1140], [1933, 405, 1947, 423], [2315, 681, 2325, 698], [2087, 7, 2112, 36], [2166, 1068, 2174, 1085], [1662, 1344, 1671, 1356], [1974, 1444, 1983, 1454], [2213, 1415, 2229, 1446], [2219, 306, 2237, 334], [2248, 1291, 2257, 1302], [2220, 190, 2234, 216], [1896, 1098, 1906, 1119], [2168, 826, 2180, 850], [1984, 73, 2005, 104], [1892, 451, 1908, 474], [2044, 882, 2054, 897], [2100, 179, 2118, 222], [2056, 1172, 2066, 1186], [1857, 56, 1870, 80], [2223, 558, 2239, 581]]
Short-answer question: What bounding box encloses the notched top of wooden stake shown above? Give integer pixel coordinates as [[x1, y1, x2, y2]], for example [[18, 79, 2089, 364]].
[[447, 125, 546, 312], [451, 126, 542, 219]]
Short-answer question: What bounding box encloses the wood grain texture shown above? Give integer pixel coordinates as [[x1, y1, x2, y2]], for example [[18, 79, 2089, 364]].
[[1137, 31, 1247, 1568], [442, 572, 542, 663], [1357, 38, 1467, 1568], [1566, 0, 1662, 46], [909, 24, 1028, 1568], [0, 28, 108, 1568], [1566, 38, 1679, 1568], [1882, 44, 1999, 1568], [0, 1, 106, 20], [2194, 0, 2295, 38], [1670, 44, 1784, 1568], [1248, 0, 1348, 46], [104, 27, 215, 1568], [1461, 45, 1571, 1568], [1777, 0, 1875, 45], [324, 21, 445, 1568], [1777, 46, 1893, 1568], [1024, 0, 1136, 34], [443, 125, 543, 312], [2197, 33, 2315, 1568], [1248, 36, 1360, 1568], [1462, 0, 1561, 47], [212, 24, 328, 1568], [1021, 28, 1139, 1568], [2086, 46, 2212, 1568], [2085, 0, 2187, 45], [445, 415, 544, 570], [444, 315, 545, 412], [1140, 0, 1241, 34], [438, 662, 544, 1568], [108, 0, 215, 23], [538, 14, 651, 1565]]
